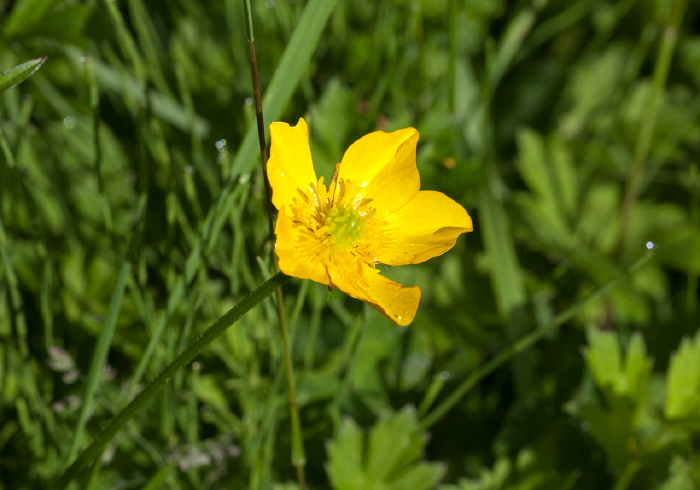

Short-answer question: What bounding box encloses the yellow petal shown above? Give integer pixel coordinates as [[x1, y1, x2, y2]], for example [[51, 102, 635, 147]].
[[337, 127, 420, 214], [375, 190, 473, 266], [328, 260, 420, 326], [268, 118, 318, 210], [274, 206, 331, 286]]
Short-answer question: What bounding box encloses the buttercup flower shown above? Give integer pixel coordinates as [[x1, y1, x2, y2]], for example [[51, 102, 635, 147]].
[[267, 118, 473, 326]]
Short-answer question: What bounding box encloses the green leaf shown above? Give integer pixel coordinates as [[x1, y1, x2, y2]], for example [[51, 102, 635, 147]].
[[580, 328, 653, 471], [515, 129, 576, 250], [327, 408, 445, 490], [0, 58, 46, 93], [665, 329, 700, 421], [327, 419, 366, 489], [658, 456, 695, 490], [584, 328, 652, 403], [366, 410, 424, 480], [443, 458, 511, 490], [584, 328, 622, 390]]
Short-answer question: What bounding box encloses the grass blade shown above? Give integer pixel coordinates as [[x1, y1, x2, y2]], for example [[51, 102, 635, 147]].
[[0, 57, 46, 93]]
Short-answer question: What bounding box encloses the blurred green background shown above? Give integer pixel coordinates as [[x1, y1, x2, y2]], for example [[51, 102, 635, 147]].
[[1, 0, 700, 488]]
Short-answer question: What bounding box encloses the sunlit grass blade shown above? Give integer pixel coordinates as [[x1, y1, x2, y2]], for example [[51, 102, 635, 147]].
[[229, 0, 339, 180], [0, 57, 46, 93]]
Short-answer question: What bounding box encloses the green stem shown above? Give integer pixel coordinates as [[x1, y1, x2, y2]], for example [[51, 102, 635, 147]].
[[54, 272, 289, 489], [243, 0, 274, 242], [277, 287, 307, 488], [616, 0, 687, 255], [419, 251, 653, 430], [243, 0, 307, 486]]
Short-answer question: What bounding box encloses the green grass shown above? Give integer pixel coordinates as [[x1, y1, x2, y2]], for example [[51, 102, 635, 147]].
[[1, 0, 700, 488]]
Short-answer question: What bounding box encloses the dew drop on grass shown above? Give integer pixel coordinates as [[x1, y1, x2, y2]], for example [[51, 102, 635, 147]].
[[63, 116, 76, 129], [646, 241, 656, 250]]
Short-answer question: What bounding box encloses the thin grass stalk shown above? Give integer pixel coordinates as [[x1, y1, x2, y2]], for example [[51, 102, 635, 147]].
[[242, 1, 307, 487], [616, 0, 688, 255], [419, 250, 654, 430]]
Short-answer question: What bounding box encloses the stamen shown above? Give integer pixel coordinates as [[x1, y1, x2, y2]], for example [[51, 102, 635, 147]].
[[288, 177, 386, 267]]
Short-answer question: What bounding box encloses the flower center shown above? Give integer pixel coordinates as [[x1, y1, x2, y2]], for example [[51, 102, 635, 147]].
[[287, 176, 385, 266], [323, 203, 367, 250]]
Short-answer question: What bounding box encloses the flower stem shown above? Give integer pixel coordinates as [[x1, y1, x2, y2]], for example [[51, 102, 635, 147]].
[[277, 287, 307, 488], [243, 0, 274, 241], [243, 1, 307, 487], [616, 0, 687, 255], [53, 272, 289, 489]]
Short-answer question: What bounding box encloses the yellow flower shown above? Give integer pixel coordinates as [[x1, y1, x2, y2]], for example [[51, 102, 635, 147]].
[[267, 118, 473, 326]]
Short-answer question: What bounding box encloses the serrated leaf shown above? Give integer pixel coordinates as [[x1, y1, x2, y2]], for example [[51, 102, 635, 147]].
[[665, 330, 700, 420], [391, 464, 446, 490], [327, 419, 366, 489], [584, 328, 622, 391], [366, 409, 424, 480], [516, 129, 576, 250], [624, 333, 653, 403], [0, 58, 46, 93], [579, 396, 636, 471], [581, 329, 653, 471], [584, 329, 652, 402], [327, 408, 442, 490], [560, 46, 627, 137], [450, 458, 511, 490]]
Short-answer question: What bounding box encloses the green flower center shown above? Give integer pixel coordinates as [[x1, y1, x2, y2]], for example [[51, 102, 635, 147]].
[[323, 204, 367, 250]]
